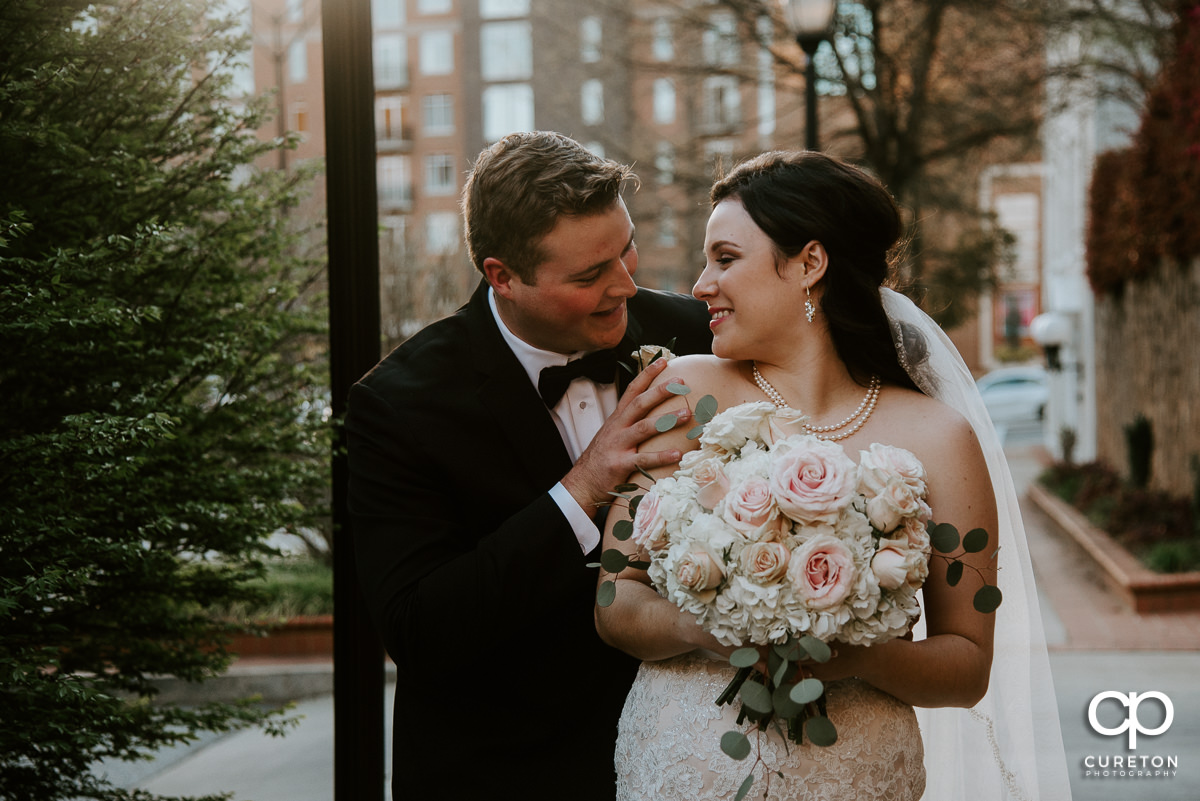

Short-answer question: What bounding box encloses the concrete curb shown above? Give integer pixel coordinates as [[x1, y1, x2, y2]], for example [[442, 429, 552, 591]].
[[1027, 482, 1200, 613]]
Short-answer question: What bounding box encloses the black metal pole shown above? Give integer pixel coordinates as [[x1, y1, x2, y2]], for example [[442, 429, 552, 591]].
[[321, 0, 385, 799], [798, 35, 822, 151]]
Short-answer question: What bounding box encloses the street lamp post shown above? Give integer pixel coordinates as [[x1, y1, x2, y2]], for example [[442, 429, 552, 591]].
[[779, 0, 837, 151]]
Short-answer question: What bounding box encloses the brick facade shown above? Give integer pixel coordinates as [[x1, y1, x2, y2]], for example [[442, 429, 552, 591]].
[[1094, 257, 1200, 496]]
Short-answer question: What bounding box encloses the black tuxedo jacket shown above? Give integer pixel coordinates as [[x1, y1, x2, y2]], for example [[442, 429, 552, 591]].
[[345, 281, 711, 799]]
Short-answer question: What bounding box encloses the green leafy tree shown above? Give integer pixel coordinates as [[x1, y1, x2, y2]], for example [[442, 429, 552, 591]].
[[0, 0, 329, 798]]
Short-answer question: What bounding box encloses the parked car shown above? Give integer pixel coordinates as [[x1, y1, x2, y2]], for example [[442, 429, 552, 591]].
[[976, 365, 1049, 423]]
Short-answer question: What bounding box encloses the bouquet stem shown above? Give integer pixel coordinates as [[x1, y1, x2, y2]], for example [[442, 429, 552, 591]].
[[716, 665, 753, 707]]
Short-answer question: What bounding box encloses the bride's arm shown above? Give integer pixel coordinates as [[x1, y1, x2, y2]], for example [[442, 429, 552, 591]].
[[809, 411, 998, 709], [594, 358, 732, 661]]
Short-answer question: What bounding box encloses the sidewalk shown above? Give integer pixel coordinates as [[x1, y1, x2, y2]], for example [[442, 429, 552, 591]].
[[105, 435, 1200, 800]]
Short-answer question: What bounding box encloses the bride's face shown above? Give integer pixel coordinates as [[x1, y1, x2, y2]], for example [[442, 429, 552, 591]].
[[694, 199, 806, 360]]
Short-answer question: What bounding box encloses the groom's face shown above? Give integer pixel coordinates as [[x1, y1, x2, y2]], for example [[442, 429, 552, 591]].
[[490, 199, 639, 355]]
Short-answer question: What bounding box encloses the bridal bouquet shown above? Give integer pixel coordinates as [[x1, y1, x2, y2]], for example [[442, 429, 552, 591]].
[[600, 397, 1000, 764]]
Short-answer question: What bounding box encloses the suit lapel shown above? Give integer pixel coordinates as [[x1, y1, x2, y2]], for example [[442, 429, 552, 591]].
[[463, 282, 574, 490]]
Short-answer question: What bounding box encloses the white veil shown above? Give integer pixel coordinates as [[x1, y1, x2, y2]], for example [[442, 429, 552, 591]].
[[881, 288, 1073, 801]]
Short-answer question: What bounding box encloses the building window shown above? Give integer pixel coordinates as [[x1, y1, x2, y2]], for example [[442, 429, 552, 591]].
[[704, 140, 735, 174], [756, 15, 776, 139], [483, 84, 534, 142], [580, 16, 601, 63], [417, 0, 451, 14], [289, 100, 309, 135], [995, 193, 1040, 282], [378, 155, 413, 207], [481, 21, 532, 81], [704, 11, 740, 67], [374, 35, 407, 88], [420, 30, 454, 75], [424, 154, 457, 196], [581, 79, 604, 125], [655, 141, 675, 185], [652, 17, 673, 62], [423, 93, 454, 135], [425, 212, 461, 255], [372, 0, 404, 28], [653, 78, 675, 125], [702, 75, 741, 128], [287, 39, 307, 83], [480, 0, 529, 19], [376, 95, 409, 142], [658, 206, 677, 247]]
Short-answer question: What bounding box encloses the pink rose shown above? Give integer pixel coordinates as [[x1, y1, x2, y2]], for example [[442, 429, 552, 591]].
[[631, 488, 669, 551], [769, 441, 858, 525], [871, 542, 910, 590], [865, 479, 925, 533], [722, 476, 777, 535], [741, 541, 791, 583], [676, 547, 725, 594], [787, 534, 857, 610], [692, 459, 731, 511], [898, 516, 932, 553], [871, 538, 928, 590]]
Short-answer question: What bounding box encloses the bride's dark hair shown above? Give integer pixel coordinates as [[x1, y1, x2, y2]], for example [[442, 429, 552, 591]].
[[710, 151, 917, 392]]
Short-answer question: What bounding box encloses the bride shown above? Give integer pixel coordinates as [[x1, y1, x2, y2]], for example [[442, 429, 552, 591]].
[[595, 151, 1071, 800]]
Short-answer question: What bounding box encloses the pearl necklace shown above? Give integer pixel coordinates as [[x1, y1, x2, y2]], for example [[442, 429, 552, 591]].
[[751, 362, 881, 442]]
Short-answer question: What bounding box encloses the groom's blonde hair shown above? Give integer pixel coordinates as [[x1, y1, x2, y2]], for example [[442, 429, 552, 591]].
[[462, 131, 637, 284]]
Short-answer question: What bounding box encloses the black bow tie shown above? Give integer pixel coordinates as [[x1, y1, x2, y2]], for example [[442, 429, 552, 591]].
[[537, 349, 620, 406]]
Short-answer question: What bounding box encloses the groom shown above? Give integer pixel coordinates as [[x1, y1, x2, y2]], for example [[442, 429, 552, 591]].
[[345, 131, 712, 798]]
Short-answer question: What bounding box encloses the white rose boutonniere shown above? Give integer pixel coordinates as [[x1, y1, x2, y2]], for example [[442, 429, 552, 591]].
[[629, 340, 677, 374]]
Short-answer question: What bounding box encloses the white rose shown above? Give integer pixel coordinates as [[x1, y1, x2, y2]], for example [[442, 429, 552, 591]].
[[858, 443, 926, 499], [699, 402, 777, 452], [865, 479, 925, 533], [629, 344, 676, 373]]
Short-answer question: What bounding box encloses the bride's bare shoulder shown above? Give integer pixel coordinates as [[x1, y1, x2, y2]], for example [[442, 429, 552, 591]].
[[650, 354, 741, 391], [882, 387, 981, 464]]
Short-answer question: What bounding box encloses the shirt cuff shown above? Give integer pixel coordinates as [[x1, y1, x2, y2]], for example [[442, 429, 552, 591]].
[[549, 482, 601, 554]]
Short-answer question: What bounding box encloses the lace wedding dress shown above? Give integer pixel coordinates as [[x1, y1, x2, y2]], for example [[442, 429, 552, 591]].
[[615, 290, 1072, 801], [616, 652, 925, 800]]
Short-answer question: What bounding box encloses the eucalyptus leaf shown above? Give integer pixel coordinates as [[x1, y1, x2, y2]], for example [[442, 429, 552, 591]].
[[614, 483, 641, 493], [627, 559, 651, 570], [734, 772, 755, 801], [946, 560, 964, 587], [789, 677, 824, 705], [774, 640, 804, 662], [629, 494, 642, 517], [666, 382, 691, 396], [974, 584, 1003, 613], [720, 730, 752, 761], [636, 465, 656, 482], [772, 656, 791, 688], [613, 519, 634, 541], [600, 549, 629, 573], [799, 635, 831, 663], [772, 683, 804, 719], [596, 580, 617, 608], [962, 527, 990, 553], [695, 394, 719, 423], [584, 562, 601, 569], [930, 522, 960, 553], [687, 425, 705, 440], [739, 680, 774, 715], [806, 715, 838, 747], [655, 413, 678, 432], [729, 647, 760, 669]]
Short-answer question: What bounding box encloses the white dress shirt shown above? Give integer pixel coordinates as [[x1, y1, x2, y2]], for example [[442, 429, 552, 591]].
[[488, 288, 619, 553]]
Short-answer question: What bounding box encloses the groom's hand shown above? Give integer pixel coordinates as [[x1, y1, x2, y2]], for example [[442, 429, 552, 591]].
[[562, 357, 691, 513]]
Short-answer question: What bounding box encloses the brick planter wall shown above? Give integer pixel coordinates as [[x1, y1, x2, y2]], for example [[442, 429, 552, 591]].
[[230, 614, 334, 659], [1094, 257, 1200, 497]]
